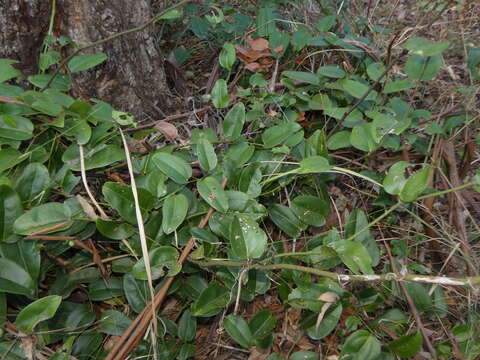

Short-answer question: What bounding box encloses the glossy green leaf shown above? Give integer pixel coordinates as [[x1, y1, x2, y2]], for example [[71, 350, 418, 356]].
[[0, 59, 22, 83], [0, 240, 40, 288], [350, 123, 378, 152], [345, 210, 380, 266], [328, 240, 373, 274], [400, 166, 430, 202], [14, 163, 50, 203], [291, 195, 329, 226], [96, 218, 135, 240], [62, 144, 125, 171], [341, 330, 381, 360], [152, 152, 192, 184], [133, 246, 180, 280], [197, 177, 229, 213], [268, 204, 305, 238], [211, 79, 229, 108], [383, 80, 415, 94], [14, 202, 72, 235], [282, 71, 320, 85], [102, 182, 155, 224], [229, 216, 267, 259], [28, 73, 71, 91], [405, 54, 442, 81], [16, 295, 62, 334], [98, 310, 131, 336], [224, 315, 253, 349], [383, 161, 410, 195], [162, 194, 189, 234], [68, 53, 107, 73], [0, 258, 35, 296], [88, 279, 124, 301], [262, 122, 301, 148], [388, 331, 423, 358], [191, 282, 230, 317], [0, 148, 28, 172], [223, 102, 246, 141], [197, 138, 217, 172], [178, 309, 197, 342], [327, 130, 351, 150], [307, 303, 343, 340], [0, 115, 34, 140], [190, 227, 220, 244], [219, 42, 236, 70], [404, 37, 450, 56], [238, 165, 262, 198], [298, 156, 332, 174], [0, 185, 23, 242], [123, 273, 149, 313], [317, 65, 345, 78], [249, 310, 277, 340]]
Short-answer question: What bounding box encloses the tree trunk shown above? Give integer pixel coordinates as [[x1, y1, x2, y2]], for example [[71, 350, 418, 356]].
[[0, 0, 171, 118]]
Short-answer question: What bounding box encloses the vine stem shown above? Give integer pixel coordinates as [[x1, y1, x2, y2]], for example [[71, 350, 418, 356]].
[[41, 0, 193, 90], [193, 260, 480, 287]]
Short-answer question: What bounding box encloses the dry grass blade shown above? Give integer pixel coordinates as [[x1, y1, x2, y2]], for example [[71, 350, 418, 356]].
[[118, 128, 158, 357]]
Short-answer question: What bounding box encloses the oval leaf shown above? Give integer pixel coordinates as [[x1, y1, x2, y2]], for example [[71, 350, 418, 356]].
[[224, 315, 253, 349], [162, 194, 189, 234], [197, 177, 229, 213], [223, 102, 246, 141], [68, 53, 107, 73], [152, 152, 192, 184], [197, 138, 217, 172], [16, 295, 62, 334], [13, 202, 72, 235]]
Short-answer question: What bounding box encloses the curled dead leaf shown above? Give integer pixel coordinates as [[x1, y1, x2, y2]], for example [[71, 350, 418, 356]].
[[247, 37, 269, 52], [154, 120, 178, 141]]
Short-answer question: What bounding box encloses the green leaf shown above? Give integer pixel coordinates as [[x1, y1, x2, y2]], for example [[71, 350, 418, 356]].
[[197, 177, 229, 213], [190, 227, 220, 244], [0, 240, 40, 289], [62, 144, 125, 171], [262, 122, 301, 148], [467, 47, 480, 80], [291, 195, 329, 226], [16, 295, 62, 334], [211, 79, 229, 108], [383, 80, 415, 94], [238, 165, 262, 198], [350, 123, 378, 152], [366, 62, 386, 81], [316, 15, 336, 31], [249, 310, 277, 340], [96, 218, 135, 240], [0, 258, 35, 296], [345, 210, 380, 267], [88, 279, 124, 301], [152, 152, 192, 184], [28, 73, 71, 91], [342, 79, 377, 100], [388, 331, 423, 358], [317, 65, 345, 79], [132, 246, 181, 280], [298, 156, 332, 174], [158, 8, 182, 20], [14, 163, 50, 203], [308, 93, 331, 110], [191, 282, 230, 317], [282, 71, 320, 85], [307, 303, 343, 340], [0, 148, 29, 172], [223, 315, 253, 349], [68, 53, 107, 73], [290, 351, 319, 360], [404, 37, 450, 56], [14, 202, 72, 235], [268, 204, 305, 238], [123, 273, 148, 313], [327, 130, 351, 150], [178, 309, 197, 342], [0, 115, 34, 140], [405, 55, 442, 81], [197, 138, 217, 172], [399, 166, 431, 202], [383, 161, 410, 195], [219, 42, 236, 70], [223, 102, 246, 141], [162, 194, 189, 234], [102, 182, 155, 224], [0, 185, 23, 242], [0, 59, 22, 83], [404, 283, 432, 313], [328, 240, 373, 274], [341, 330, 381, 360], [229, 216, 267, 259], [98, 310, 131, 336], [39, 51, 60, 72]]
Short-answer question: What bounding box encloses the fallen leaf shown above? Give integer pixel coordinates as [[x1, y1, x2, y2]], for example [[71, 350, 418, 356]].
[[245, 62, 262, 72], [154, 120, 178, 140], [76, 195, 97, 220], [248, 37, 269, 52]]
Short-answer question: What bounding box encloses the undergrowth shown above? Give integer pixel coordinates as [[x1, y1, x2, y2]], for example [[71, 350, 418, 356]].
[[0, 0, 479, 359]]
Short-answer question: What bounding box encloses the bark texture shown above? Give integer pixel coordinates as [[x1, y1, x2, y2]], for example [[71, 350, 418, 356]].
[[0, 0, 171, 118]]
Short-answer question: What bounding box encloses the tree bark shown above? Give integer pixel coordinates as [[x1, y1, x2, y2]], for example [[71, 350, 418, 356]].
[[0, 0, 171, 118]]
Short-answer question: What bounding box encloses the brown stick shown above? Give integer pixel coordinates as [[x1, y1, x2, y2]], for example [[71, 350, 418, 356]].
[[106, 178, 228, 360]]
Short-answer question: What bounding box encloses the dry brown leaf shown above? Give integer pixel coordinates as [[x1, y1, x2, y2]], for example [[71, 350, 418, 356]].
[[154, 120, 178, 141], [248, 347, 270, 360], [76, 195, 97, 220], [245, 62, 262, 72], [248, 37, 269, 51], [272, 45, 284, 54]]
